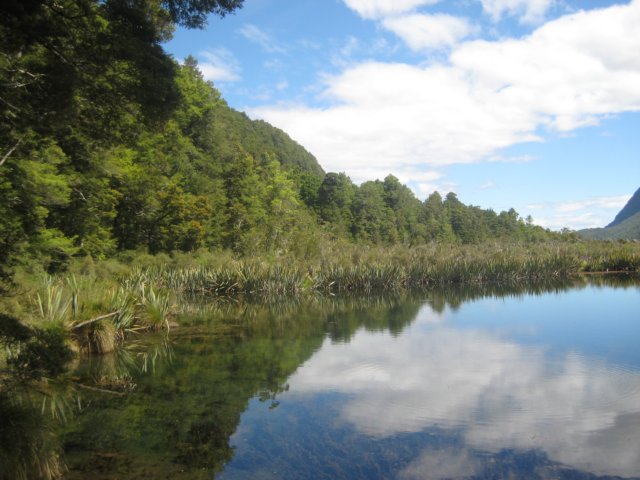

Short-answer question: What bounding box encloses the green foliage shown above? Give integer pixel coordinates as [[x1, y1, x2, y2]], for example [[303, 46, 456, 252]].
[[98, 241, 640, 299], [1, 313, 73, 379], [580, 211, 640, 240], [351, 180, 397, 243], [317, 172, 356, 235], [0, 390, 65, 480], [8, 328, 74, 379], [35, 282, 71, 326], [162, 0, 244, 29], [0, 0, 568, 294]]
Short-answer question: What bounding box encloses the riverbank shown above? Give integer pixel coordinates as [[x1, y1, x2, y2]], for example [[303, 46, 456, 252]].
[[1, 240, 638, 356]]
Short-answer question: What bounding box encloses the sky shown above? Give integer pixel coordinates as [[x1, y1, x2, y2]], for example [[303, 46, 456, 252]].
[[164, 0, 640, 231]]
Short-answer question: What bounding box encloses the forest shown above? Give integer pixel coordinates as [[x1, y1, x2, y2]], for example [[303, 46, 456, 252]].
[[2, 2, 640, 478], [0, 0, 568, 296]]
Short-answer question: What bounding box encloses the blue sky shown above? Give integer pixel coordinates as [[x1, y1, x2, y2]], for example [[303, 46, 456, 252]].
[[164, 0, 640, 230]]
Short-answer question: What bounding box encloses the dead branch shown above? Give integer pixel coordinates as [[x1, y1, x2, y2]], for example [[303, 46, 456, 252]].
[[0, 137, 22, 167], [72, 311, 119, 330]]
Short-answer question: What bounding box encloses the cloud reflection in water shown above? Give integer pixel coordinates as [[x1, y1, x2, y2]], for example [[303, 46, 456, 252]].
[[288, 304, 640, 478]]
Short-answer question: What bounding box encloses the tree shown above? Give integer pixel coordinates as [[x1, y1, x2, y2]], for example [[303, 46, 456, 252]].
[[382, 174, 424, 244], [0, 0, 245, 278], [351, 181, 397, 243], [161, 0, 244, 28], [222, 149, 267, 253], [445, 192, 486, 244], [422, 191, 455, 242], [317, 172, 356, 235]]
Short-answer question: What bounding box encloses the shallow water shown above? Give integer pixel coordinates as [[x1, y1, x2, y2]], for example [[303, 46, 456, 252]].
[[63, 278, 640, 479]]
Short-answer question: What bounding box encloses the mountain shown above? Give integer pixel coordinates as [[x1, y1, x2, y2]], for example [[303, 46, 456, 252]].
[[579, 188, 640, 240], [579, 212, 640, 240], [607, 187, 640, 227]]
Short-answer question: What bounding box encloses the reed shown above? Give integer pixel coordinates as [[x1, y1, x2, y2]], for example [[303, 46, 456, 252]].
[[7, 240, 638, 358], [106, 241, 639, 298]]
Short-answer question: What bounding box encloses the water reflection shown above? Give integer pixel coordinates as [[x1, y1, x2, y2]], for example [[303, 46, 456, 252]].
[[286, 284, 640, 478], [50, 276, 640, 478]]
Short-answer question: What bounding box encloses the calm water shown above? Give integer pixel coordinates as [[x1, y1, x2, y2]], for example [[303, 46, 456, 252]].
[[63, 278, 640, 479]]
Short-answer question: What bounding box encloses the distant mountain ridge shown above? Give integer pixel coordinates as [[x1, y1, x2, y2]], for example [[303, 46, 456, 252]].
[[607, 187, 640, 227], [579, 187, 640, 240]]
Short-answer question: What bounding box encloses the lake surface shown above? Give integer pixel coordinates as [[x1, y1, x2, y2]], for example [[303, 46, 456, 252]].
[[63, 278, 640, 479]]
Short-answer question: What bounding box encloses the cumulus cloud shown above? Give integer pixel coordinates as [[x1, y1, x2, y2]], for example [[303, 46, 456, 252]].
[[526, 194, 631, 229], [250, 1, 640, 185], [343, 0, 441, 19], [287, 304, 640, 478], [382, 13, 476, 51], [197, 48, 241, 83], [480, 0, 555, 24], [555, 195, 630, 213]]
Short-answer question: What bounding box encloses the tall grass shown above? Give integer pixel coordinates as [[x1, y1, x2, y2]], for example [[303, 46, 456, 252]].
[[114, 241, 639, 297], [35, 280, 71, 327], [20, 274, 175, 355], [5, 240, 638, 356]]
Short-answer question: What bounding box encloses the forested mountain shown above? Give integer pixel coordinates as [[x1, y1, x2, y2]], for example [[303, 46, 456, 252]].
[[0, 0, 556, 292], [608, 187, 640, 228], [579, 188, 640, 240], [579, 213, 640, 240]]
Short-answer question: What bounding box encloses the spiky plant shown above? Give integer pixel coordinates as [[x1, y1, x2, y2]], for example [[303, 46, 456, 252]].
[[140, 286, 171, 331], [35, 282, 71, 328]]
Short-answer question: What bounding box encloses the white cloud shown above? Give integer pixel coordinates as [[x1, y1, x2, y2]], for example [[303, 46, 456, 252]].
[[331, 35, 400, 69], [287, 305, 640, 478], [555, 195, 630, 213], [331, 36, 361, 68], [480, 180, 496, 190], [480, 0, 555, 24], [534, 212, 600, 230], [238, 24, 286, 54], [197, 48, 241, 83], [343, 0, 441, 20], [382, 13, 476, 51], [400, 447, 481, 479], [250, 1, 640, 184], [526, 194, 631, 230]]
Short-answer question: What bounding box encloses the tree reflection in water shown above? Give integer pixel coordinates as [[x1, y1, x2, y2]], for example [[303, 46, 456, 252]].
[[2, 276, 639, 479]]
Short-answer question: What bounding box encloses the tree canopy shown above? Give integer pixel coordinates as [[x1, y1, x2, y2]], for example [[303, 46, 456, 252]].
[[0, 0, 559, 292]]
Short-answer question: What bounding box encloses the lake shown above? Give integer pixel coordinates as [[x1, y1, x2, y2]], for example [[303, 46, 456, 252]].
[[63, 277, 640, 479]]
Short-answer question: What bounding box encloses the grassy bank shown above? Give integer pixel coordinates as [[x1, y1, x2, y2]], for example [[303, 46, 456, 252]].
[[3, 240, 639, 331], [1, 240, 638, 479], [115, 240, 640, 295]]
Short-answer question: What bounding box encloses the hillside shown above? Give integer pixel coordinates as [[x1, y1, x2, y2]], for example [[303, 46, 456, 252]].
[[578, 188, 640, 240], [0, 0, 558, 292], [608, 187, 640, 227], [580, 211, 640, 240]]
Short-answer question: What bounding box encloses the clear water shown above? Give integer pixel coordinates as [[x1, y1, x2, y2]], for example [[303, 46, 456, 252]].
[[63, 278, 640, 479]]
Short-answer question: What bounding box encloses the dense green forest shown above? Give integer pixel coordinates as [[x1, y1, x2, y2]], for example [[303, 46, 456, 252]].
[[1, 3, 639, 479], [0, 0, 563, 294]]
